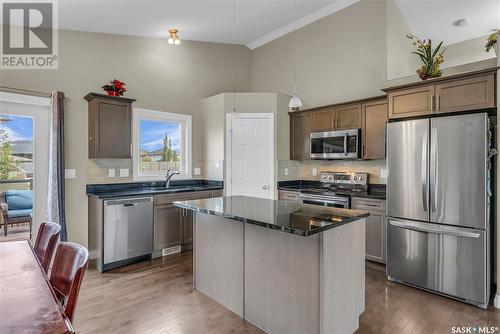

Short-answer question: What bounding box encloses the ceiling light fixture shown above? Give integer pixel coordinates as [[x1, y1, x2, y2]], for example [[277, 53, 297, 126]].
[[168, 29, 181, 45], [452, 18, 470, 27], [289, 0, 303, 112]]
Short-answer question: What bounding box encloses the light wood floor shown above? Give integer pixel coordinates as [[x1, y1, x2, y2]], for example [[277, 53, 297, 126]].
[[73, 252, 500, 334]]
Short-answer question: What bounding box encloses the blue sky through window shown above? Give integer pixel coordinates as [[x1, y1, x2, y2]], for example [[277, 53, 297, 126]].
[[0, 115, 33, 141], [139, 120, 180, 153]]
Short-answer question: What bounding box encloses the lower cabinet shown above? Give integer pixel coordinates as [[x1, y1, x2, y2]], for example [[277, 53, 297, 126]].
[[154, 205, 183, 256], [153, 189, 223, 257], [351, 197, 386, 264]]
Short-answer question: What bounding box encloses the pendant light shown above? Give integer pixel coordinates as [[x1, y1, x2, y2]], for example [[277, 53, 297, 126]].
[[288, 0, 303, 112]]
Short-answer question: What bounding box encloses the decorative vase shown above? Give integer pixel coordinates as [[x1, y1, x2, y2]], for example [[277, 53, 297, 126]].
[[107, 91, 120, 97]]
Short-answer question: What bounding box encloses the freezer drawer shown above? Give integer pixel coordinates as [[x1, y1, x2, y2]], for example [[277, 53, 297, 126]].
[[387, 218, 488, 306], [104, 197, 153, 265]]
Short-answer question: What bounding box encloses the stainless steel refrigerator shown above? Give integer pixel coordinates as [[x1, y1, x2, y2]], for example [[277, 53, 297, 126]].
[[386, 112, 492, 308]]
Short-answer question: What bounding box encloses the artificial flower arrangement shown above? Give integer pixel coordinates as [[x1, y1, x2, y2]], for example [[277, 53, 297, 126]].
[[485, 29, 499, 53], [407, 34, 445, 80], [102, 79, 127, 96]]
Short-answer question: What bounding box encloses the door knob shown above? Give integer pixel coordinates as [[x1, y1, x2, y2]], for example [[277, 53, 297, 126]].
[[262, 185, 268, 190]]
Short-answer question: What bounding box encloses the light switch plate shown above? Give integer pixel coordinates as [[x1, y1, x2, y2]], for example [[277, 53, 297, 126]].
[[119, 168, 129, 177], [194, 167, 201, 176], [312, 168, 317, 176], [108, 169, 115, 178], [65, 169, 76, 179], [381, 168, 388, 178], [284, 168, 289, 176]]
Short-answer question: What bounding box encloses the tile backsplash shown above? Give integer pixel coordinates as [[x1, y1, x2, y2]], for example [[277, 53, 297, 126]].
[[86, 159, 222, 184], [278, 159, 387, 184]]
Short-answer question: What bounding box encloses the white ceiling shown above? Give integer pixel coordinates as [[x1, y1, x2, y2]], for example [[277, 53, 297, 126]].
[[395, 0, 500, 46], [58, 0, 358, 49]]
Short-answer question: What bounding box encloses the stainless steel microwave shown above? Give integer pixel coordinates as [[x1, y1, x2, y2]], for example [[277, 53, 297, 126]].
[[310, 129, 361, 160]]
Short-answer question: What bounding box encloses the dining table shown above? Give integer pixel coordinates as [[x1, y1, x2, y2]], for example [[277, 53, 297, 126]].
[[0, 240, 74, 334]]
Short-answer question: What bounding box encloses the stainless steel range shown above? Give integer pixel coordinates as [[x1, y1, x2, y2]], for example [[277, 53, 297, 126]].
[[300, 172, 368, 209]]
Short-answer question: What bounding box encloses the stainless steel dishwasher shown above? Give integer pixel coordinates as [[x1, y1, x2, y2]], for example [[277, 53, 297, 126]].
[[102, 196, 153, 272]]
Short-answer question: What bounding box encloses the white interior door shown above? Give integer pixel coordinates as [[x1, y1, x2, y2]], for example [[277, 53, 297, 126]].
[[227, 113, 274, 199]]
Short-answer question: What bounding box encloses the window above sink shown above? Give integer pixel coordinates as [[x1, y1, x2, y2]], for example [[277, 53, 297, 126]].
[[132, 108, 192, 181]]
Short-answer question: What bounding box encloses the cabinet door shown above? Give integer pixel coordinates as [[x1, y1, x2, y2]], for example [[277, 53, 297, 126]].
[[365, 212, 385, 263], [435, 74, 494, 114], [335, 104, 362, 129], [388, 85, 434, 119], [362, 100, 388, 159], [290, 113, 312, 160], [89, 99, 131, 158], [312, 108, 335, 132], [182, 209, 194, 244], [154, 205, 183, 254]]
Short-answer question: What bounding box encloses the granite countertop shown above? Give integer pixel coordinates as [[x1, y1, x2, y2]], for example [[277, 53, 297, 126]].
[[174, 195, 369, 237], [277, 180, 386, 200], [86, 180, 223, 199]]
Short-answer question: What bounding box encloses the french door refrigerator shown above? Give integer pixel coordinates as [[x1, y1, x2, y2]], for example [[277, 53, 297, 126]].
[[386, 113, 491, 308]]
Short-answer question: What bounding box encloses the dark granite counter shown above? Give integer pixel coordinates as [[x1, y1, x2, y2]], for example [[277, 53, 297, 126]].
[[174, 195, 369, 237], [277, 180, 386, 200], [86, 180, 223, 199]]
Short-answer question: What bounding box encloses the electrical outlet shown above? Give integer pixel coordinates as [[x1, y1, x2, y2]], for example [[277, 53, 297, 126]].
[[119, 168, 129, 177], [312, 168, 317, 176], [381, 168, 388, 178], [64, 169, 76, 179], [284, 168, 289, 176], [194, 167, 201, 176], [108, 169, 115, 178]]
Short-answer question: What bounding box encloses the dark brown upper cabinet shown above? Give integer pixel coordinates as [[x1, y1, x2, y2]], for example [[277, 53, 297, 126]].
[[384, 68, 496, 120], [85, 93, 135, 159], [312, 108, 335, 131], [361, 99, 388, 160], [290, 112, 313, 160]]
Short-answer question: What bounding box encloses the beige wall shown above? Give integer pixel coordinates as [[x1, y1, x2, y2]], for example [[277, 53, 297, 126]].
[[0, 29, 252, 247], [251, 0, 388, 107]]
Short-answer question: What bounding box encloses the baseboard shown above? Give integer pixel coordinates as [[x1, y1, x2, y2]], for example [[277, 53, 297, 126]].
[[494, 295, 500, 309]]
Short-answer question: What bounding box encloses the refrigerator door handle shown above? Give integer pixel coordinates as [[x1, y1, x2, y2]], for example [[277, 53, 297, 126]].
[[388, 219, 481, 239], [344, 133, 348, 156], [421, 131, 428, 212], [430, 127, 438, 212]]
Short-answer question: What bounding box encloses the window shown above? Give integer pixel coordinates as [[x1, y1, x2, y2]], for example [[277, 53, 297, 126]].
[[133, 108, 192, 180]]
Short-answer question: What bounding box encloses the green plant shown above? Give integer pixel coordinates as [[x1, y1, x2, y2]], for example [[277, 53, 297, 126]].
[[407, 34, 445, 80], [485, 29, 499, 52]]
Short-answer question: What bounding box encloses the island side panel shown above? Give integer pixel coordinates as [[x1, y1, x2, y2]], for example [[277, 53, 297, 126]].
[[194, 212, 244, 317], [321, 218, 365, 334], [244, 224, 321, 334]]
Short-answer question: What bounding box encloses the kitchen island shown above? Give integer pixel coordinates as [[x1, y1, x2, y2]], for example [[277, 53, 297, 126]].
[[174, 196, 369, 334]]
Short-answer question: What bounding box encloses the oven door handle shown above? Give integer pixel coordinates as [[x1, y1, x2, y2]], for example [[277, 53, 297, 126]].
[[344, 133, 348, 156], [300, 194, 349, 206]]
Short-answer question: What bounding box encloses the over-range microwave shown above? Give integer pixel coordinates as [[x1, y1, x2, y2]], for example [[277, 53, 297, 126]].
[[310, 129, 361, 160]]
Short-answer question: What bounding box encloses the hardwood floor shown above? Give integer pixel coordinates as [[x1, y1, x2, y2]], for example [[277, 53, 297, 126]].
[[75, 252, 500, 334]]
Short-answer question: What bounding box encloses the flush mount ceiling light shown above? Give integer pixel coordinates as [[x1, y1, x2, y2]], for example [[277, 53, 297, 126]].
[[452, 18, 470, 27], [168, 29, 181, 45]]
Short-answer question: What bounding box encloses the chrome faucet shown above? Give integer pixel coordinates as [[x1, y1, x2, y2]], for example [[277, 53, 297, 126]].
[[165, 169, 181, 188]]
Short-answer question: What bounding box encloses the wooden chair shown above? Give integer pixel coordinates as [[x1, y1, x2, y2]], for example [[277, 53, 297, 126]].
[[49, 242, 89, 323], [33, 222, 61, 273]]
